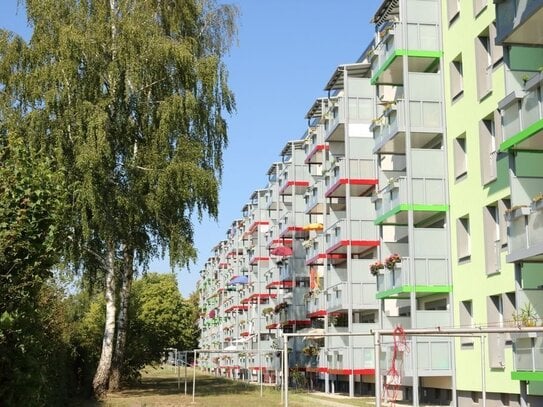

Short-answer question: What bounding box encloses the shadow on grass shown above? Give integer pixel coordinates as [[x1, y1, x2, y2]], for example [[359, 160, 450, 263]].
[[69, 369, 264, 405], [189, 375, 258, 398]]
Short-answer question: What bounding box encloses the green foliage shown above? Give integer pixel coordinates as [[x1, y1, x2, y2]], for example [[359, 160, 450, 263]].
[[0, 283, 73, 406], [124, 273, 200, 380], [0, 131, 70, 405], [0, 0, 237, 398], [69, 273, 200, 387]]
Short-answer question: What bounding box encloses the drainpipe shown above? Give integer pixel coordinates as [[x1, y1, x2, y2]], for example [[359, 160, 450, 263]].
[[343, 65, 356, 398]]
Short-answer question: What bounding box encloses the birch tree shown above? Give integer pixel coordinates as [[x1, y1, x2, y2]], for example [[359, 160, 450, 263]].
[[1, 0, 237, 397]]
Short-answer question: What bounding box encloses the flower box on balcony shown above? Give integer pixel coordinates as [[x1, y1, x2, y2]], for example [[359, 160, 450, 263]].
[[505, 205, 531, 222]]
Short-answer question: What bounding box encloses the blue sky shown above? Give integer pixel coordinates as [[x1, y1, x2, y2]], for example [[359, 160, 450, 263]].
[[1, 0, 382, 297]]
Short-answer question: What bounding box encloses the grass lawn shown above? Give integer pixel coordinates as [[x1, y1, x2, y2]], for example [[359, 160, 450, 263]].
[[73, 366, 377, 406]]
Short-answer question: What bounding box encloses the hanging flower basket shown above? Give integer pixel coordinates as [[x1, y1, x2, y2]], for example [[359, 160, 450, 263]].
[[370, 261, 385, 276], [385, 254, 401, 270]]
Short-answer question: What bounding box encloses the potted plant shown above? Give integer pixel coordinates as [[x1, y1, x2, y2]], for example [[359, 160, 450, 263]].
[[385, 253, 401, 270], [370, 260, 385, 276], [262, 306, 274, 316], [274, 302, 288, 314], [302, 346, 320, 357]]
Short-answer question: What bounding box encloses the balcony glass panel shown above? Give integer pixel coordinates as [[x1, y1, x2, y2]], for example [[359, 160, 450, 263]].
[[377, 255, 450, 293], [327, 282, 375, 310], [503, 85, 543, 143], [528, 203, 543, 247], [328, 158, 376, 186], [325, 219, 379, 248], [306, 292, 324, 315], [507, 203, 543, 257], [514, 337, 543, 371], [380, 338, 452, 376], [522, 88, 541, 126], [306, 235, 324, 260], [376, 176, 446, 219], [503, 100, 522, 140], [416, 310, 451, 328]]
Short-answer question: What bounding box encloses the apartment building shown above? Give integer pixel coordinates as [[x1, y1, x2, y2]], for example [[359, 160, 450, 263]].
[[369, 0, 453, 405], [197, 0, 543, 405]]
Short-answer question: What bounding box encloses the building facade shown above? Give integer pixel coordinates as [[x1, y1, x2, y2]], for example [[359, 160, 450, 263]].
[[197, 0, 543, 405]]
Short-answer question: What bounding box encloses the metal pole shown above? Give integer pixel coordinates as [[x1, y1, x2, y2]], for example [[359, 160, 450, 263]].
[[176, 348, 180, 390], [283, 334, 289, 406], [481, 335, 486, 407], [184, 351, 188, 395], [374, 331, 381, 407], [192, 350, 197, 404]]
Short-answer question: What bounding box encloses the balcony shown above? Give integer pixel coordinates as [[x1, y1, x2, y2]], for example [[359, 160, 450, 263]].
[[506, 199, 543, 262], [278, 163, 310, 196], [278, 303, 310, 327], [326, 325, 375, 373], [376, 230, 451, 299], [380, 337, 453, 377], [326, 281, 378, 312], [304, 181, 326, 215], [306, 291, 326, 318], [305, 235, 326, 266], [374, 150, 448, 225], [304, 126, 328, 165], [325, 218, 379, 257], [512, 337, 543, 381], [499, 73, 543, 152], [495, 0, 543, 45], [371, 18, 441, 85], [278, 211, 308, 239], [323, 96, 374, 142], [325, 157, 377, 198], [372, 96, 443, 154]]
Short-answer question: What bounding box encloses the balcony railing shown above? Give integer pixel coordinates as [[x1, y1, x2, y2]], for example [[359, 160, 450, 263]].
[[327, 281, 378, 311], [514, 337, 543, 372], [372, 99, 443, 150], [500, 73, 543, 150], [380, 338, 452, 376], [376, 254, 450, 296], [506, 200, 543, 262], [325, 218, 379, 249], [326, 157, 376, 187], [372, 21, 440, 82], [324, 96, 374, 141]]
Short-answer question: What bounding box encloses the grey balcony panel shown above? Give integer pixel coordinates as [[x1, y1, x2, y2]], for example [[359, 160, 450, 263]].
[[495, 0, 543, 45], [380, 338, 452, 377], [376, 255, 450, 295], [413, 228, 448, 258], [416, 310, 451, 329], [507, 185, 543, 262], [514, 337, 543, 372], [382, 315, 412, 330], [327, 281, 378, 311]]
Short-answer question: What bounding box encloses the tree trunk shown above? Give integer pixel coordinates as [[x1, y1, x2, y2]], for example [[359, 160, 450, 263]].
[[109, 246, 134, 390], [92, 242, 117, 398]]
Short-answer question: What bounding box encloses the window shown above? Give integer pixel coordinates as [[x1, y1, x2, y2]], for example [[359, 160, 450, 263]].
[[450, 54, 464, 101], [456, 215, 471, 261], [447, 0, 460, 24], [475, 26, 503, 100], [483, 204, 500, 275], [479, 111, 503, 185], [475, 32, 492, 99], [453, 134, 467, 181], [460, 300, 473, 345], [486, 293, 515, 368], [473, 0, 487, 17]]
